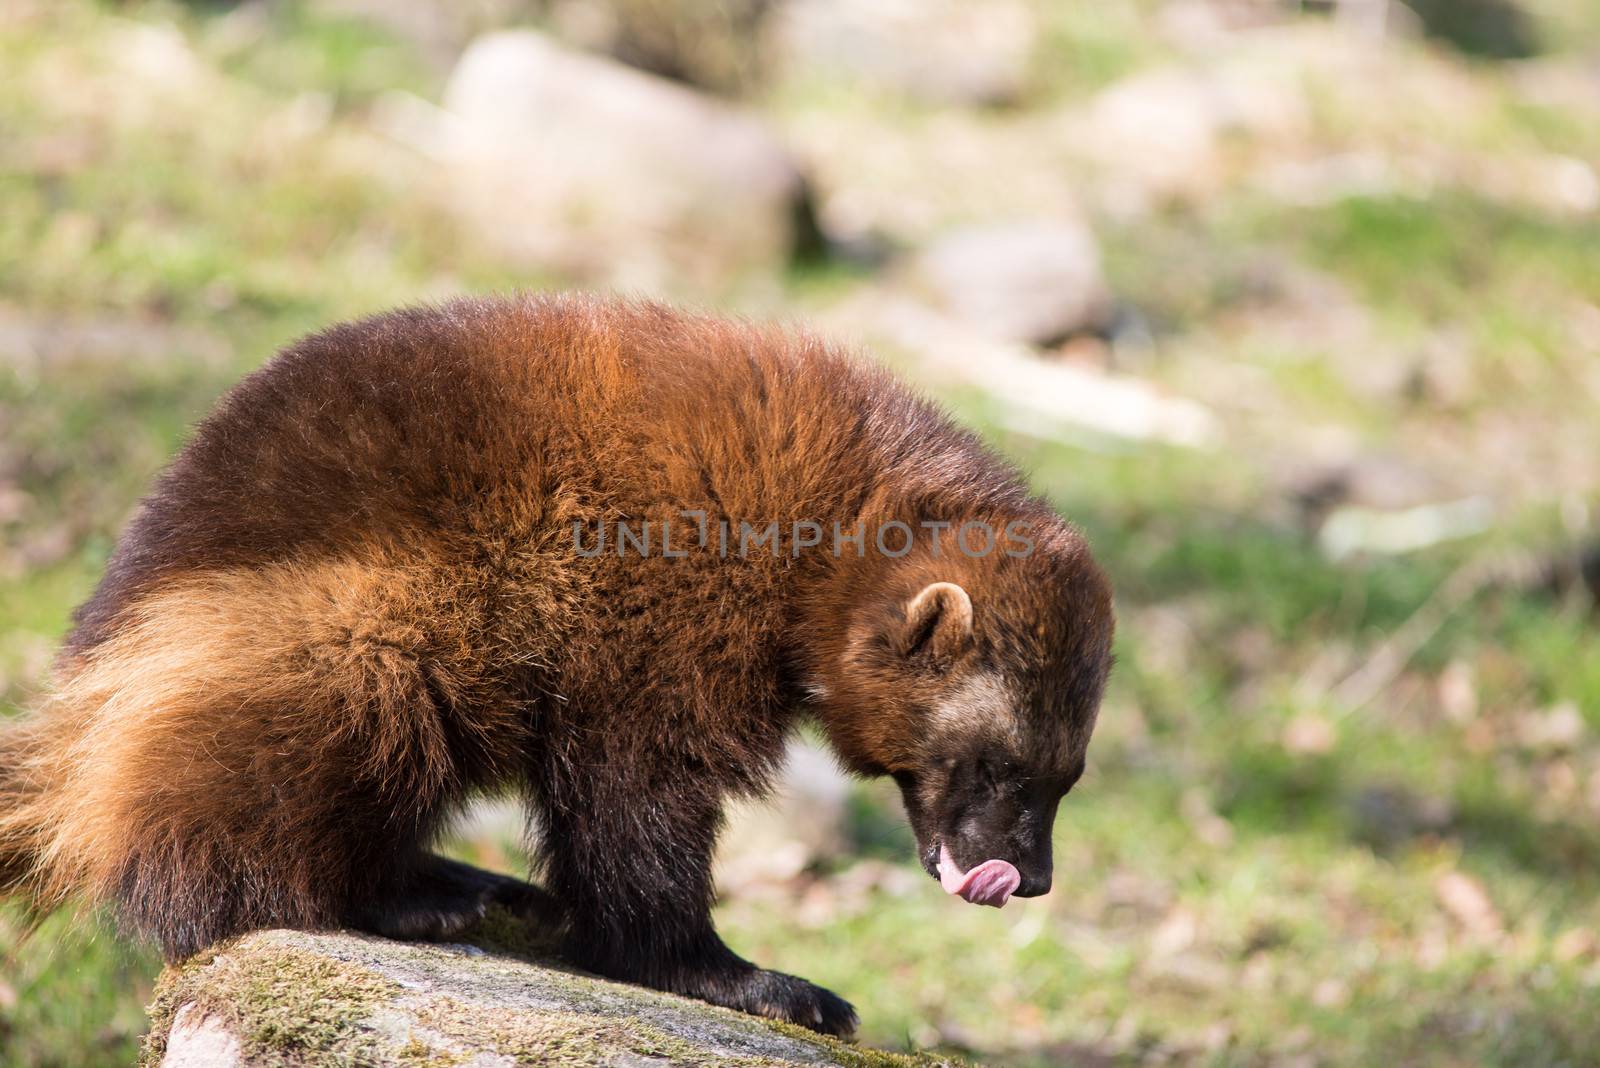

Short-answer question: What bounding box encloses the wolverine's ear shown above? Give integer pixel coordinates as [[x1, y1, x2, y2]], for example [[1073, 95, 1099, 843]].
[[898, 582, 974, 661]]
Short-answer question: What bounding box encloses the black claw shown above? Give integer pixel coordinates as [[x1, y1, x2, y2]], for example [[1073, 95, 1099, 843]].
[[725, 968, 857, 1037]]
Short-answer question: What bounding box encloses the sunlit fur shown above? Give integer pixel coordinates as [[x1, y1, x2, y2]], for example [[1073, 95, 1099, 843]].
[[0, 294, 1113, 1034]]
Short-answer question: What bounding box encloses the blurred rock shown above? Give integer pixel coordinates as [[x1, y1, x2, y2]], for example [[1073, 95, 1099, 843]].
[[107, 21, 214, 100], [1066, 54, 1308, 213], [1313, 0, 1425, 40], [388, 30, 810, 292], [717, 737, 852, 892], [1280, 453, 1485, 546], [1318, 497, 1491, 560], [912, 220, 1113, 346], [771, 0, 1037, 107], [823, 293, 1217, 446], [783, 109, 1070, 251], [1515, 702, 1586, 753], [824, 859, 922, 910]]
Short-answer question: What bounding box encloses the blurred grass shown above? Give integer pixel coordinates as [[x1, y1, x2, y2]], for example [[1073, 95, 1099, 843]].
[[4, 1, 1600, 1066]]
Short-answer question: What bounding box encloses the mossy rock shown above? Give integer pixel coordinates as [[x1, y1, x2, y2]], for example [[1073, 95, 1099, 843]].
[[141, 909, 962, 1067]]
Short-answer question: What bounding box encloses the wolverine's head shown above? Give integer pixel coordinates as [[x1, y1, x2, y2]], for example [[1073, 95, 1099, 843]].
[[808, 522, 1114, 907]]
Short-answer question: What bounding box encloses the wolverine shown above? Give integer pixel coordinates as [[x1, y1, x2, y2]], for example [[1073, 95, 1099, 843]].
[[0, 294, 1113, 1035]]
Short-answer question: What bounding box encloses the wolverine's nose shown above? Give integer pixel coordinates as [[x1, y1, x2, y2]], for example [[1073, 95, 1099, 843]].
[[1013, 871, 1052, 898]]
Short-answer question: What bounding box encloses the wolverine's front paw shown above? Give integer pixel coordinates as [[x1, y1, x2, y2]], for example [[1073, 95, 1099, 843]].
[[719, 968, 858, 1037]]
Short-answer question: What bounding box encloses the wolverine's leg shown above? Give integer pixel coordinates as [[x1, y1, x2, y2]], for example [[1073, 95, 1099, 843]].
[[533, 767, 857, 1037], [348, 852, 557, 941]]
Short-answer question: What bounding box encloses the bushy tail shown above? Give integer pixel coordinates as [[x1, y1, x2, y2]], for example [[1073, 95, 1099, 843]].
[[0, 663, 112, 918], [0, 710, 53, 901], [0, 643, 215, 921], [1, 560, 481, 958]]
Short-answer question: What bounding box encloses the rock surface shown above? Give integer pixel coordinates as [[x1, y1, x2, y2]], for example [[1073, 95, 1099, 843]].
[[816, 292, 1217, 447], [404, 30, 810, 291], [912, 220, 1113, 346], [143, 916, 953, 1067], [718, 737, 855, 892]]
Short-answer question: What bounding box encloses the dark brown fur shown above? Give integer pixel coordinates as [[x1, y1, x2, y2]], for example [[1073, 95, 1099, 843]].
[[0, 294, 1113, 1034]]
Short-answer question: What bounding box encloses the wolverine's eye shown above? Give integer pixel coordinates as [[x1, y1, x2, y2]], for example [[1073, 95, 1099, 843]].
[[974, 757, 1016, 795]]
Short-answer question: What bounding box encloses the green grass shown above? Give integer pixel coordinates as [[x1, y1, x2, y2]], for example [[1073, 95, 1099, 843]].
[[0, 910, 159, 1068], [5, 1, 1600, 1065], [1033, 0, 1167, 102], [1264, 194, 1600, 326]]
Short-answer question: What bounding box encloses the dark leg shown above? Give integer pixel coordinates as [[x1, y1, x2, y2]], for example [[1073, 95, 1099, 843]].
[[348, 853, 556, 942], [534, 770, 857, 1037]]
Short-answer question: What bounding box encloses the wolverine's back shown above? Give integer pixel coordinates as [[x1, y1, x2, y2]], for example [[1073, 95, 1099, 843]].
[[67, 293, 1002, 658]]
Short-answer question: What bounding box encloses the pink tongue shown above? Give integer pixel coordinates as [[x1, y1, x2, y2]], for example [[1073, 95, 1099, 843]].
[[937, 843, 1021, 908]]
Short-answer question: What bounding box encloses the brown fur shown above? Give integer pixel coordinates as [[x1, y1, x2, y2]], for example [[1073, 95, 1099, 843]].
[[0, 294, 1113, 1034]]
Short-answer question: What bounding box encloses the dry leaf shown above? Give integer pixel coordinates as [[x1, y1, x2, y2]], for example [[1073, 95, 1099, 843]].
[[1435, 871, 1503, 941], [1554, 927, 1597, 963], [1516, 702, 1586, 752], [1282, 712, 1336, 755]]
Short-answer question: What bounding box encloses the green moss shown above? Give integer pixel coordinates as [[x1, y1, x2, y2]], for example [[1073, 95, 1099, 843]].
[[394, 1035, 465, 1068], [456, 903, 565, 963], [763, 1019, 960, 1068], [408, 995, 959, 1067], [141, 940, 400, 1067], [407, 999, 786, 1068]]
